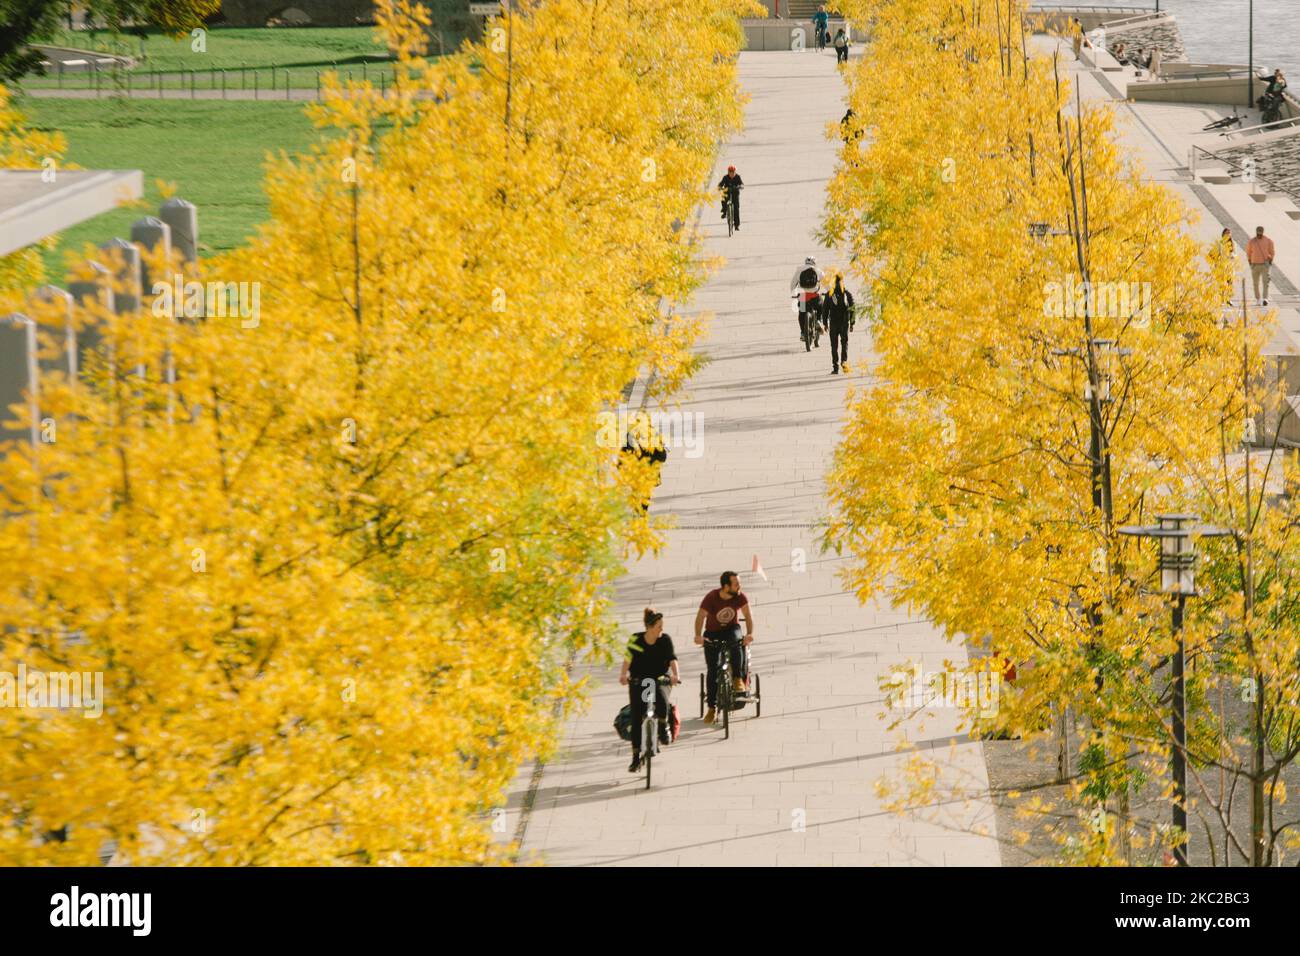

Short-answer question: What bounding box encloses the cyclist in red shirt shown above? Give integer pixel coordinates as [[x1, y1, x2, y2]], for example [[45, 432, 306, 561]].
[[694, 571, 754, 723]]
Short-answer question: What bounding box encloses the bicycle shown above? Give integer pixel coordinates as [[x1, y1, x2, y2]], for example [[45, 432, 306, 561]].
[[1203, 110, 1242, 132], [637, 675, 676, 790], [1259, 92, 1285, 125], [722, 185, 742, 237], [793, 293, 823, 351], [699, 635, 761, 740], [815, 24, 827, 53]]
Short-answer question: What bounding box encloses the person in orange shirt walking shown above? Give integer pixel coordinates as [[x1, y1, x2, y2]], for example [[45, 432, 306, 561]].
[[1247, 225, 1276, 306]]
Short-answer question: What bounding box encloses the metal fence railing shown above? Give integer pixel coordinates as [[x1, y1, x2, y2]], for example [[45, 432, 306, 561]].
[[1192, 143, 1300, 208], [28, 57, 399, 101]]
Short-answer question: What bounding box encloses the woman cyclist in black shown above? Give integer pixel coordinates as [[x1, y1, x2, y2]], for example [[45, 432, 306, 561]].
[[619, 608, 681, 773]]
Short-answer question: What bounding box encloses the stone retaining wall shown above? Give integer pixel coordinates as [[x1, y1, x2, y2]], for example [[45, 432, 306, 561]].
[[1213, 130, 1300, 202], [1103, 16, 1186, 63]]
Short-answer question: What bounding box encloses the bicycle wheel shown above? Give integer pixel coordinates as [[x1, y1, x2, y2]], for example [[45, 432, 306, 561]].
[[755, 672, 762, 718], [643, 718, 655, 789], [699, 672, 705, 718], [719, 667, 731, 739]]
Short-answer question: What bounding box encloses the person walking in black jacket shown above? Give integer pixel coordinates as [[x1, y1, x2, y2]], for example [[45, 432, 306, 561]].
[[824, 272, 855, 374]]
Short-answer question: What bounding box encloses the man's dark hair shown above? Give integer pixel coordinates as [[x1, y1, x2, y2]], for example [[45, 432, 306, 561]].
[[720, 571, 738, 588]]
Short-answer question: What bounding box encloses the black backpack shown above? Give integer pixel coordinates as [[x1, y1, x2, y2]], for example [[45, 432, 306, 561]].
[[799, 267, 818, 290]]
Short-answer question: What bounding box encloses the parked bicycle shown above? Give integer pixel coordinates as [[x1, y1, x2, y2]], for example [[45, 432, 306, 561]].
[[1203, 110, 1242, 132], [699, 636, 761, 739], [1259, 90, 1285, 125]]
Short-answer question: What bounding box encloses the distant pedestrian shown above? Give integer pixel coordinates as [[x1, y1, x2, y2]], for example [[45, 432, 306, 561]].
[[833, 28, 849, 63], [1132, 48, 1145, 74], [1215, 227, 1236, 303], [1071, 18, 1083, 59], [1148, 45, 1162, 79], [841, 107, 861, 143], [1247, 225, 1276, 306], [824, 271, 855, 374], [622, 409, 667, 511]]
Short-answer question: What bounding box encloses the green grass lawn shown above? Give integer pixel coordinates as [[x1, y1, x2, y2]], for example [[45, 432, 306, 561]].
[[42, 25, 391, 72], [20, 97, 330, 274]]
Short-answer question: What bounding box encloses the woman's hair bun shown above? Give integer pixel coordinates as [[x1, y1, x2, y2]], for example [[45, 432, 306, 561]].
[[644, 607, 663, 627]]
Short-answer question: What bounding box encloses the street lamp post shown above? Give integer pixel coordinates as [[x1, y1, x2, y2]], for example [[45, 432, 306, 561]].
[[1117, 514, 1232, 865], [1248, 0, 1255, 110]]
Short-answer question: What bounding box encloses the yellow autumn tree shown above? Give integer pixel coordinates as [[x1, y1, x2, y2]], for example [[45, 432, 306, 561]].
[[823, 0, 1300, 865], [0, 86, 67, 293], [0, 0, 756, 865]]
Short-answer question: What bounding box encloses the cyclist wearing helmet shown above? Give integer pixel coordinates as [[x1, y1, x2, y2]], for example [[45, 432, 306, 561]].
[[718, 165, 744, 230], [790, 255, 823, 349]]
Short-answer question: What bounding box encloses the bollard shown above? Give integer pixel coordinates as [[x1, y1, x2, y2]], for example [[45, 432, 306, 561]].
[[130, 216, 172, 292], [7, 314, 41, 451], [34, 286, 76, 382], [159, 198, 199, 264], [254, 70, 259, 100], [286, 71, 291, 99], [190, 68, 196, 99], [132, 220, 177, 420], [67, 262, 116, 367], [222, 69, 226, 99], [99, 238, 143, 314], [101, 239, 145, 377], [68, 262, 115, 314]]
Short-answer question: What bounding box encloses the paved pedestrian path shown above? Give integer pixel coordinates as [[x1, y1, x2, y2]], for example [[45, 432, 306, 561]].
[[502, 50, 1001, 868]]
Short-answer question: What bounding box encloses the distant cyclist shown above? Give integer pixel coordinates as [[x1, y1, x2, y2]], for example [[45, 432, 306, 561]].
[[813, 5, 829, 52], [694, 571, 754, 724], [790, 255, 823, 348], [718, 165, 744, 231]]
